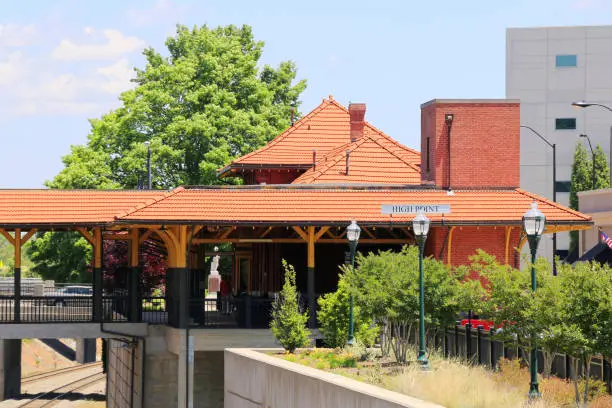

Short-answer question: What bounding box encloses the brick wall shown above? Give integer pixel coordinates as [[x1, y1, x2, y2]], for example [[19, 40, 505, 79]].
[[426, 226, 523, 268], [421, 100, 520, 189]]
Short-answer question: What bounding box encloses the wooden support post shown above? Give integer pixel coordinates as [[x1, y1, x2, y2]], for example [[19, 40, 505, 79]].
[[128, 229, 141, 323], [92, 228, 103, 322], [163, 226, 189, 329], [14, 229, 21, 323], [307, 226, 316, 329], [504, 226, 513, 265], [447, 226, 456, 266]]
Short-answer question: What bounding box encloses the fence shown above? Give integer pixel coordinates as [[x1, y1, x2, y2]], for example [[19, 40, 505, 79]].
[[422, 323, 612, 393]]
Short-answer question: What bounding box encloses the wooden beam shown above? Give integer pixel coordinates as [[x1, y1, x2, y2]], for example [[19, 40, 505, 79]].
[[76, 227, 95, 246], [20, 229, 37, 246], [307, 226, 315, 268], [504, 226, 514, 265], [446, 226, 456, 266], [192, 237, 412, 245], [314, 226, 330, 242], [362, 227, 376, 240], [545, 224, 591, 233], [260, 226, 273, 238], [0, 229, 15, 246], [218, 227, 234, 240], [139, 229, 154, 245], [192, 225, 203, 237], [292, 226, 308, 242], [129, 229, 139, 267], [103, 233, 131, 240], [325, 229, 339, 239], [93, 228, 102, 269]]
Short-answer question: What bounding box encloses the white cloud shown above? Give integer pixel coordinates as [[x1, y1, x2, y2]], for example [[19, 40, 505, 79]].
[[126, 0, 189, 26], [0, 24, 37, 47], [83, 26, 94, 35], [51, 29, 145, 61], [96, 58, 135, 94], [0, 52, 25, 85]]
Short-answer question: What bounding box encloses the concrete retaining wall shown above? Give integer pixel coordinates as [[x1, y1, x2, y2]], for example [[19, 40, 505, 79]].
[[224, 348, 446, 408], [107, 339, 142, 408]]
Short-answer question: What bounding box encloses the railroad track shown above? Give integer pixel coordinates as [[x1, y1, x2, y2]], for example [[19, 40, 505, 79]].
[[22, 362, 102, 385], [18, 372, 105, 407]]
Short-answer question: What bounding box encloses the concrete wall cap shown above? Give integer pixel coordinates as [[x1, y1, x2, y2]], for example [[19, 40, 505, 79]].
[[420, 99, 520, 108]]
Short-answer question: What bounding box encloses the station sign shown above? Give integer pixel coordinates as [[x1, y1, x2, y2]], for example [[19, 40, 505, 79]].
[[381, 204, 451, 215]]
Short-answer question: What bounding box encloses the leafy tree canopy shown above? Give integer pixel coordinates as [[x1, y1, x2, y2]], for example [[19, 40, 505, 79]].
[[48, 24, 306, 189]]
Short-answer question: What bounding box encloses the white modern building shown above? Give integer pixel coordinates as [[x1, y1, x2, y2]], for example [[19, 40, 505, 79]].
[[506, 25, 612, 260]]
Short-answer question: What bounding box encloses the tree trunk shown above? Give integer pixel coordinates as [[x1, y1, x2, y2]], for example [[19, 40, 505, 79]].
[[571, 356, 580, 407], [583, 354, 592, 405]]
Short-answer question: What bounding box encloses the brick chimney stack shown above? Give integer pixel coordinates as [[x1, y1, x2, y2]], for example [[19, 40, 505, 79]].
[[349, 103, 366, 142], [420, 99, 520, 189]]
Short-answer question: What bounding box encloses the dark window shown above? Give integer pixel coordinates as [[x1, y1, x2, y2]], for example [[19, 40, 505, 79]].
[[556, 55, 577, 67], [426, 137, 430, 172], [555, 118, 576, 130], [555, 180, 571, 193]]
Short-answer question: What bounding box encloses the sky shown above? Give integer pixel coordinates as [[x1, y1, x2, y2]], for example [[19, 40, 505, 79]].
[[0, 0, 611, 188]]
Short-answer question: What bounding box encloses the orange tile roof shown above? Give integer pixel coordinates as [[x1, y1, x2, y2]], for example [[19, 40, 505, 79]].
[[117, 186, 591, 226], [292, 128, 421, 184], [218, 96, 420, 176], [0, 189, 169, 226]]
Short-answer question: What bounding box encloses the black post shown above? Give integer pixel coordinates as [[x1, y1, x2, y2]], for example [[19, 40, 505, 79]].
[[13, 268, 20, 323], [129, 267, 142, 322], [552, 144, 557, 275], [466, 322, 472, 362], [454, 324, 459, 357], [147, 144, 152, 190], [92, 267, 103, 322], [307, 266, 315, 329], [477, 325, 484, 365], [167, 268, 189, 328], [491, 338, 497, 370]]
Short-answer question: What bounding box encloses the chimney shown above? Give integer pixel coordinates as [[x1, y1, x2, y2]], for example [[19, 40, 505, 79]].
[[349, 103, 366, 142]]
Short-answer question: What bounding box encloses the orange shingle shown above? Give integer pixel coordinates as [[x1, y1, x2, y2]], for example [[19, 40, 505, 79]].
[[218, 97, 420, 176], [292, 128, 421, 184], [117, 186, 591, 226], [0, 190, 167, 226]]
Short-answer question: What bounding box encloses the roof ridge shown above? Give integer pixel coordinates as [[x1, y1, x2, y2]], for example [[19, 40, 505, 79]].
[[115, 187, 185, 220], [514, 188, 592, 220], [230, 98, 347, 164]]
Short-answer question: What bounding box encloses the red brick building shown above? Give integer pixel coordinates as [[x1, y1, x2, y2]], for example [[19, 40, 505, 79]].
[[0, 96, 591, 329]]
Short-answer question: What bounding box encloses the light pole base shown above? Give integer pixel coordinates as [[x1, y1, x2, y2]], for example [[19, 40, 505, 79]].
[[417, 352, 430, 371], [347, 337, 355, 346], [528, 384, 541, 399]]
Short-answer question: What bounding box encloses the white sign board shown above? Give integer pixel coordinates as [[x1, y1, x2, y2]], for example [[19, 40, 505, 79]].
[[381, 204, 451, 215]]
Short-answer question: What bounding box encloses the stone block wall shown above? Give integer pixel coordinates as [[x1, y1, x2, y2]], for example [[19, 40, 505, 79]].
[[107, 339, 142, 408], [194, 351, 224, 408]]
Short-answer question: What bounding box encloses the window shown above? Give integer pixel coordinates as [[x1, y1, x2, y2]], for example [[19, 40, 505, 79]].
[[556, 54, 577, 67], [555, 118, 576, 130], [555, 180, 571, 193]]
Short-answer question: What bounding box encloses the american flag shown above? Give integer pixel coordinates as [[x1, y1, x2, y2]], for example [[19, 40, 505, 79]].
[[601, 231, 612, 250]]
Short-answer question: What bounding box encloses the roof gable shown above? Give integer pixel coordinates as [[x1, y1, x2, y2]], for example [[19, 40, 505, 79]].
[[292, 128, 421, 185], [218, 96, 420, 177]]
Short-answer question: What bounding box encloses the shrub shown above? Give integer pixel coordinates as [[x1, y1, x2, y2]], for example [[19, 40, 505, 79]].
[[270, 260, 310, 352], [317, 278, 378, 348]]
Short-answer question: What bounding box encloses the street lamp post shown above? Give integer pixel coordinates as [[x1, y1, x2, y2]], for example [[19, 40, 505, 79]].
[[346, 220, 361, 346], [520, 125, 557, 275], [144, 141, 152, 190], [522, 201, 546, 400], [579, 134, 595, 189], [412, 211, 430, 369], [572, 101, 612, 186]]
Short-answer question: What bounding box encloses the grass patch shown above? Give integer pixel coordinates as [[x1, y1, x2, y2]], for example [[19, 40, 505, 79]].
[[274, 347, 612, 408]]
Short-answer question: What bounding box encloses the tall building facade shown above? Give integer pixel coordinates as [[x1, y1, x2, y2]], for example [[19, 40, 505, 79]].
[[506, 25, 612, 259]]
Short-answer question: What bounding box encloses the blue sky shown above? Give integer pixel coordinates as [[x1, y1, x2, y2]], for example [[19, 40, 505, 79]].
[[0, 0, 610, 188]]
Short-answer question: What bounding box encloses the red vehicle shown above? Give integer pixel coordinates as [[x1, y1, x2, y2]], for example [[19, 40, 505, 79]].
[[460, 318, 497, 331]]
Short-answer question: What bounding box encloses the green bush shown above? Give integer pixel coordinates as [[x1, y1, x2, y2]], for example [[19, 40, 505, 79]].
[[270, 260, 310, 352], [317, 278, 378, 348]]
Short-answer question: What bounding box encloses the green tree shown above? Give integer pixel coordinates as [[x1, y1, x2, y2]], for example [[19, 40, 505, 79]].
[[569, 142, 593, 257], [27, 232, 92, 282], [344, 246, 459, 363], [33, 24, 307, 281], [270, 260, 310, 353], [593, 145, 610, 190], [317, 276, 378, 348], [49, 24, 306, 189]]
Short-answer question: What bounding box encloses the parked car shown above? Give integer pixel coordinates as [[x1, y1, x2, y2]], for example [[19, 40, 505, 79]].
[[47, 285, 93, 307]]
